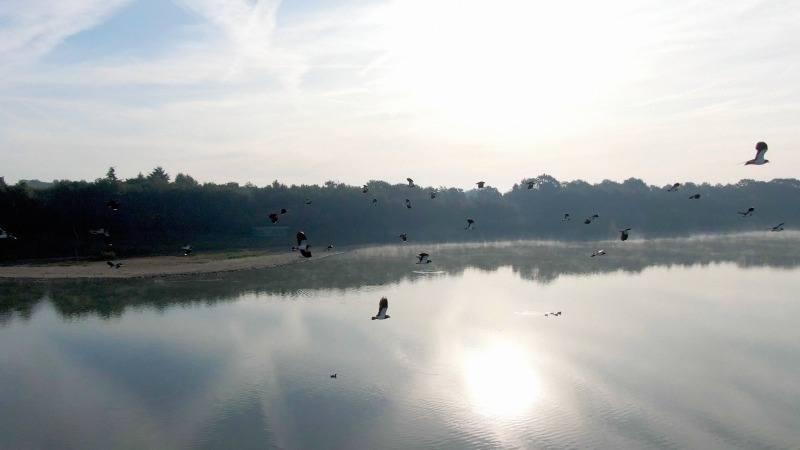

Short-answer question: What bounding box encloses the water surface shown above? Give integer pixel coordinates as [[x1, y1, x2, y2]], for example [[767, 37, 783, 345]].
[[2, 235, 799, 448]]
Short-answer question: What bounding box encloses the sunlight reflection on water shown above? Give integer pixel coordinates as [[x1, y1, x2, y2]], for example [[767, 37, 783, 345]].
[[1, 238, 800, 448], [463, 341, 541, 418]]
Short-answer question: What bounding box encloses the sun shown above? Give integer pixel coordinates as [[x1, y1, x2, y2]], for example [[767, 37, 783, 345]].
[[463, 342, 541, 417], [377, 0, 638, 135]]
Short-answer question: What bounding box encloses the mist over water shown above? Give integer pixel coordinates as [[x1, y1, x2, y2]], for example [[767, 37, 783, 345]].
[[1, 235, 799, 448]]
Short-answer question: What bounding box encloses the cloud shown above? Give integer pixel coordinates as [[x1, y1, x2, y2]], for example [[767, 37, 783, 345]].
[[0, 0, 134, 61], [2, 0, 800, 190], [169, 0, 310, 86]]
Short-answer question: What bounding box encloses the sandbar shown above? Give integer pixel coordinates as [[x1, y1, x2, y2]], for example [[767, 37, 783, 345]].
[[0, 250, 315, 279]]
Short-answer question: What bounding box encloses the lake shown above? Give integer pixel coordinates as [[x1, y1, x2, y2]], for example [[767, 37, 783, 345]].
[[1, 235, 799, 449]]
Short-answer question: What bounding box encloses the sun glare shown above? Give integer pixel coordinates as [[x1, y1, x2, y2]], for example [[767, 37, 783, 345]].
[[463, 342, 541, 417], [379, 0, 637, 135]]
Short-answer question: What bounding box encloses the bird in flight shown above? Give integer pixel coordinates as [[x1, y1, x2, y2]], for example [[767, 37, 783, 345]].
[[182, 245, 192, 256], [620, 227, 631, 241], [584, 214, 599, 224], [268, 208, 287, 224], [398, 233, 407, 242], [416, 252, 432, 264], [107, 261, 123, 269], [465, 218, 475, 229], [737, 207, 755, 217], [476, 181, 486, 189], [562, 213, 571, 221], [372, 296, 390, 320], [405, 199, 412, 209], [407, 178, 416, 188], [95, 228, 113, 246], [767, 222, 785, 232], [745, 141, 769, 165], [296, 231, 312, 257], [362, 185, 369, 193], [667, 183, 681, 192], [688, 194, 701, 200], [590, 249, 606, 257], [527, 180, 536, 190], [429, 191, 437, 199]]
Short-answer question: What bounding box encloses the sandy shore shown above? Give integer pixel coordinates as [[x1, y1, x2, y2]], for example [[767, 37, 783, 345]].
[[0, 251, 312, 279]]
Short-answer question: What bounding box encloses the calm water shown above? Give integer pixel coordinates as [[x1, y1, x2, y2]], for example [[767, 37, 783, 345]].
[[2, 235, 800, 449]]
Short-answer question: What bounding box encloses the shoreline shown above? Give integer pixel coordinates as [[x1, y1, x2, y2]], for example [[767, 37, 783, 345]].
[[2, 232, 797, 280], [0, 250, 320, 280]]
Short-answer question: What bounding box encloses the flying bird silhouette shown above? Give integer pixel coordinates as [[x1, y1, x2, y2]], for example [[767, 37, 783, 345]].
[[296, 231, 312, 257], [304, 198, 312, 205], [527, 180, 536, 190], [268, 208, 288, 224], [620, 227, 631, 241], [97, 229, 113, 246], [405, 199, 412, 209], [372, 198, 378, 206], [667, 183, 681, 192], [768, 222, 785, 232], [584, 214, 599, 224], [107, 261, 123, 269], [429, 191, 437, 199], [465, 218, 475, 229], [476, 181, 486, 188], [745, 141, 769, 165], [738, 207, 755, 217], [688, 194, 701, 199], [182, 245, 192, 256], [416, 252, 431, 264], [591, 249, 606, 257], [407, 178, 416, 187], [398, 233, 407, 242], [562, 213, 571, 221], [372, 296, 390, 320], [362, 185, 369, 193]]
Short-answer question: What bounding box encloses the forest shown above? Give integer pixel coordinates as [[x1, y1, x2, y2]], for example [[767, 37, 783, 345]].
[[0, 167, 797, 261]]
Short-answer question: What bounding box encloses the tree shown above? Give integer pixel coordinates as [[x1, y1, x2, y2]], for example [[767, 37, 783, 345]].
[[147, 167, 171, 184], [106, 167, 118, 181], [126, 172, 147, 185], [174, 173, 199, 188]]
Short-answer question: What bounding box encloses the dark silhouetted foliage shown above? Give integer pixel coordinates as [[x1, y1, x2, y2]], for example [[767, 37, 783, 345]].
[[1, 170, 797, 261]]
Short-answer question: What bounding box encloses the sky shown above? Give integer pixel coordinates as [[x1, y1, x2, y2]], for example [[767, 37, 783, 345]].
[[1, 0, 798, 191]]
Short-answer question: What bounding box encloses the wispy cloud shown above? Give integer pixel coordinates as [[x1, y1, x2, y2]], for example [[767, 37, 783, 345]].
[[0, 0, 133, 61]]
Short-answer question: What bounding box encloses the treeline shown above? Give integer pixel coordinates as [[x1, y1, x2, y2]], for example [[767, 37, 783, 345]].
[[0, 167, 797, 261]]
